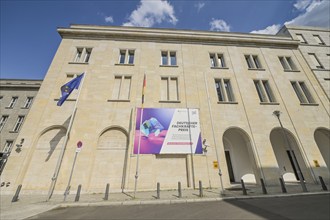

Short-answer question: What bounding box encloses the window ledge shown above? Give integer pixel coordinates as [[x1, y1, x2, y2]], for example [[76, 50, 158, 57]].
[[260, 102, 280, 105], [159, 65, 179, 68], [300, 103, 319, 106], [284, 70, 300, 72], [211, 67, 229, 69], [115, 63, 135, 66], [9, 131, 18, 133], [21, 107, 30, 109], [248, 68, 266, 71], [68, 62, 89, 65], [5, 107, 13, 109], [217, 101, 238, 104], [107, 99, 130, 102], [159, 100, 181, 103], [311, 68, 328, 71]]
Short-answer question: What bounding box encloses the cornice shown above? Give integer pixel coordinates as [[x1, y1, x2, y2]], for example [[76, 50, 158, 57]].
[[58, 25, 299, 49]]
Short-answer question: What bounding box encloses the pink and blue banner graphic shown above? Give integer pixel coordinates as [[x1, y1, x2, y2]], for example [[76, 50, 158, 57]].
[[134, 108, 203, 154]]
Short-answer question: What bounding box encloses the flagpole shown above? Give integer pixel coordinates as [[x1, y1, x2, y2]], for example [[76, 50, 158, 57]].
[[46, 72, 87, 201], [134, 74, 146, 198], [203, 72, 224, 195]]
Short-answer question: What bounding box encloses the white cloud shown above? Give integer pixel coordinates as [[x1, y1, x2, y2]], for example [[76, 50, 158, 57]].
[[122, 0, 178, 27], [294, 0, 313, 11], [286, 0, 329, 27], [250, 24, 281, 35], [251, 0, 329, 35], [105, 16, 114, 23], [209, 19, 231, 32], [194, 2, 205, 12]]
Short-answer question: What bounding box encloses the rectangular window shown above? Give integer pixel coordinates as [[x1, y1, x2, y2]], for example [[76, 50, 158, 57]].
[[111, 76, 132, 100], [215, 79, 235, 102], [118, 49, 135, 65], [12, 116, 25, 132], [161, 51, 177, 66], [296, 34, 307, 44], [279, 56, 298, 71], [160, 77, 179, 101], [245, 55, 262, 69], [73, 47, 92, 63], [313, 35, 325, 45], [23, 97, 34, 108], [7, 97, 18, 108], [3, 141, 13, 153], [254, 80, 276, 103], [210, 53, 226, 68], [0, 116, 9, 132], [291, 81, 315, 104], [308, 53, 324, 69]]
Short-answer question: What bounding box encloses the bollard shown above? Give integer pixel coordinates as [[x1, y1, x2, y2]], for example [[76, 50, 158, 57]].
[[319, 176, 328, 191], [178, 181, 182, 198], [156, 182, 160, 199], [241, 179, 247, 195], [104, 183, 110, 200], [75, 184, 82, 202], [260, 178, 267, 194], [11, 184, 22, 202], [279, 177, 287, 193], [199, 180, 203, 197]]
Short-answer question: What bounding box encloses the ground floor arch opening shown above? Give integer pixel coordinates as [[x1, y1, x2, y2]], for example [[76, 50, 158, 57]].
[[222, 127, 257, 184], [270, 128, 309, 182], [314, 128, 330, 170]]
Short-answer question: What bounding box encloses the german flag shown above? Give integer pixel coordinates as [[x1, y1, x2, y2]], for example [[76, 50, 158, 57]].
[[142, 74, 146, 107]]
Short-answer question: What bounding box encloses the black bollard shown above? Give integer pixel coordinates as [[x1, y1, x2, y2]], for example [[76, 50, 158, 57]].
[[178, 181, 182, 198], [279, 177, 287, 193], [75, 184, 82, 202], [241, 179, 247, 195], [156, 182, 160, 199], [104, 183, 110, 200], [260, 178, 267, 194], [199, 180, 203, 197], [11, 184, 22, 202], [319, 176, 328, 191]]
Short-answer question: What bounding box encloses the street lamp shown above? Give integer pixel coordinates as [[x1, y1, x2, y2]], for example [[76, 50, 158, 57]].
[[273, 110, 307, 192]]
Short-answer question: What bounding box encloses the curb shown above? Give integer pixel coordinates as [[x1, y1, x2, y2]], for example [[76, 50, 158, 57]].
[[57, 191, 330, 208]]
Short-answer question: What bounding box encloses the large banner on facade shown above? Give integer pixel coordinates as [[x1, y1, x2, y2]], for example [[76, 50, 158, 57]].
[[134, 108, 203, 154]]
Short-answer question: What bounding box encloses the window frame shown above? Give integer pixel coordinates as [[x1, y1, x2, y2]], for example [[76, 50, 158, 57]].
[[308, 53, 324, 69], [23, 97, 34, 109], [72, 47, 92, 64], [159, 76, 180, 102], [209, 53, 227, 68], [160, 51, 177, 66], [313, 35, 325, 45], [214, 78, 236, 103], [0, 115, 9, 132], [7, 97, 18, 108], [296, 34, 307, 44], [109, 75, 132, 102], [118, 49, 135, 65], [279, 56, 298, 71], [253, 80, 277, 104], [12, 116, 25, 132], [291, 81, 316, 105], [245, 54, 264, 70]]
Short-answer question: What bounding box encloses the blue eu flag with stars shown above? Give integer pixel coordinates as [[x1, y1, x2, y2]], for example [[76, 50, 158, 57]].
[[57, 73, 84, 106]]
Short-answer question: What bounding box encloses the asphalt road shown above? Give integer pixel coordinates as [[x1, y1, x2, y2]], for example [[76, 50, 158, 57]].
[[27, 194, 330, 220]]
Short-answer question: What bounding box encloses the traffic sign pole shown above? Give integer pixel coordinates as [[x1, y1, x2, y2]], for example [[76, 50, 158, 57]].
[[64, 141, 83, 201]]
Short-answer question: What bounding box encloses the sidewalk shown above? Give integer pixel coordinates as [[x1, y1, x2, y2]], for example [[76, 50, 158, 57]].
[[1, 182, 329, 220]]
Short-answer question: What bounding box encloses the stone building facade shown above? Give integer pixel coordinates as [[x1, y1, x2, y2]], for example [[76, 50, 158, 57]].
[[0, 79, 42, 175], [277, 25, 330, 99], [1, 25, 329, 195]]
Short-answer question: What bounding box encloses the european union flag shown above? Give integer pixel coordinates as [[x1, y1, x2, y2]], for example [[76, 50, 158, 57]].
[[57, 73, 84, 106]]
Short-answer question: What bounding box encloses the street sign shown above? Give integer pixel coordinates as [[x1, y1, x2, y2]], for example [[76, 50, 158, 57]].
[[76, 141, 83, 153]]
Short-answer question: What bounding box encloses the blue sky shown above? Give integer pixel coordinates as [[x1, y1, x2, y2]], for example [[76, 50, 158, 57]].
[[1, 0, 329, 80]]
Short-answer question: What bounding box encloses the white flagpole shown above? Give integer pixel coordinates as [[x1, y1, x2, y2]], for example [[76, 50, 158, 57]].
[[133, 107, 144, 198], [203, 72, 224, 195], [46, 72, 87, 201], [134, 74, 146, 198]]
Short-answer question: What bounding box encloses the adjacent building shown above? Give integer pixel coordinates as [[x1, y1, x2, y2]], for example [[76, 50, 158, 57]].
[[1, 25, 329, 196], [277, 25, 330, 100], [0, 79, 42, 175]]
